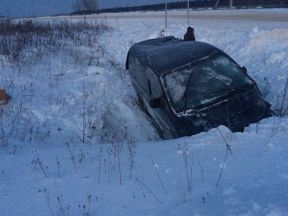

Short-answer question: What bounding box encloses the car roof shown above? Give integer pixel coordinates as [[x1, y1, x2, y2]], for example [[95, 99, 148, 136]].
[[126, 36, 220, 75]]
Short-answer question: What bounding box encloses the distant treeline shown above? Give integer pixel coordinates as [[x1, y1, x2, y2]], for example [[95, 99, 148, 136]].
[[71, 0, 288, 15]]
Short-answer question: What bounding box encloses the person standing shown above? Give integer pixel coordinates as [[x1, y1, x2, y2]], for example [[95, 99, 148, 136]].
[[184, 26, 196, 41]]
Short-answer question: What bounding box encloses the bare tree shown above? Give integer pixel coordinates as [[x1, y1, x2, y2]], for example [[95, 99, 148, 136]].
[[73, 0, 98, 11]]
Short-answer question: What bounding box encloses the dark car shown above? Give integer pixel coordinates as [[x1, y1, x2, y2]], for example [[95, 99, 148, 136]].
[[126, 36, 272, 138]]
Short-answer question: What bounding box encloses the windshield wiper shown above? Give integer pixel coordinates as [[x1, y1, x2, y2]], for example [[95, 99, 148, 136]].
[[212, 84, 252, 97]]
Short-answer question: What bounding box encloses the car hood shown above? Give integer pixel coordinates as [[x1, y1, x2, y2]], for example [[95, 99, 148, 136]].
[[176, 88, 272, 136]]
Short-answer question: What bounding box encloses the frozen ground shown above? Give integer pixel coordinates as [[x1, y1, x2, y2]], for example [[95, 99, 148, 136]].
[[1, 9, 288, 216]]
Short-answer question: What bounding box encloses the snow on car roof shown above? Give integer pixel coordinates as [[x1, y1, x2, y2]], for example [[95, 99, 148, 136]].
[[126, 36, 219, 74]]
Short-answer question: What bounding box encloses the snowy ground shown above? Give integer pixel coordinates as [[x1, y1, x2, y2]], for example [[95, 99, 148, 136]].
[[1, 9, 288, 216]]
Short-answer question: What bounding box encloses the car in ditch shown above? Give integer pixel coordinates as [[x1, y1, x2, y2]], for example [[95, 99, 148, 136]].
[[126, 36, 272, 138]]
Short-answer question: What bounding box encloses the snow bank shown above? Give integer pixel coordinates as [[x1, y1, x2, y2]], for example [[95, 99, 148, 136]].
[[1, 117, 288, 216], [0, 20, 158, 146]]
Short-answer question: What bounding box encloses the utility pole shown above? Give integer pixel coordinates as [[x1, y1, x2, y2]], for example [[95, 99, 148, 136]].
[[229, 0, 233, 8], [214, 0, 220, 9], [165, 2, 168, 28], [187, 0, 190, 25]]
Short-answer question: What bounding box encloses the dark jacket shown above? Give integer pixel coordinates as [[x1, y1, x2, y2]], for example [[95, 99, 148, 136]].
[[184, 27, 195, 41]]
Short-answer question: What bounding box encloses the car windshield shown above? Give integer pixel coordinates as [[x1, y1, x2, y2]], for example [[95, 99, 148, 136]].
[[162, 53, 253, 113]]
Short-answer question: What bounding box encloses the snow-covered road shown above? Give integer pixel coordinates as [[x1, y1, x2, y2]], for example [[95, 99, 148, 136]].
[[37, 8, 288, 22], [94, 9, 288, 22]]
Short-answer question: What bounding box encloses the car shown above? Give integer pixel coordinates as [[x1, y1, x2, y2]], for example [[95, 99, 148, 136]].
[[126, 36, 272, 138]]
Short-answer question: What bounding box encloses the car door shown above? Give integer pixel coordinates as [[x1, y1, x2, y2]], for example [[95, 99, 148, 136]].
[[146, 67, 177, 138]]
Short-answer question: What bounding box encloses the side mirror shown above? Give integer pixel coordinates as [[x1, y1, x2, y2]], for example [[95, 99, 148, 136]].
[[241, 66, 248, 75], [150, 96, 164, 108]]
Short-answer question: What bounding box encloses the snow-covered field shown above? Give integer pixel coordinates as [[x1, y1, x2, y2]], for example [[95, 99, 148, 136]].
[[1, 9, 288, 216]]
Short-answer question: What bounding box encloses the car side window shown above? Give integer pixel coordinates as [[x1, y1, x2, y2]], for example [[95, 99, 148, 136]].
[[133, 58, 149, 93]]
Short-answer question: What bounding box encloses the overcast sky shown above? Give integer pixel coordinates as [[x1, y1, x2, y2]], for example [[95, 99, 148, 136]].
[[0, 0, 176, 18]]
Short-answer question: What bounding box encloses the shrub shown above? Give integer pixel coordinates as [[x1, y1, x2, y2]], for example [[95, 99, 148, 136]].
[[0, 18, 111, 65]]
